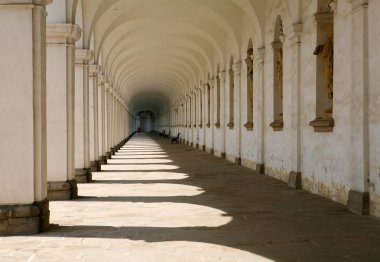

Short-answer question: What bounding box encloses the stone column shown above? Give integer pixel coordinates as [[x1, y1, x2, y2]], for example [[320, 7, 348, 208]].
[[100, 78, 107, 162], [208, 77, 215, 155], [0, 0, 51, 235], [286, 24, 303, 189], [253, 48, 266, 174], [74, 49, 93, 183], [348, 0, 370, 215], [46, 23, 81, 200], [89, 65, 101, 171], [105, 84, 112, 159], [202, 84, 207, 151], [218, 71, 226, 159], [233, 62, 242, 165]]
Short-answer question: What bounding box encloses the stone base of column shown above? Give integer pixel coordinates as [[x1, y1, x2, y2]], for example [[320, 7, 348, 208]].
[[47, 180, 78, 201], [0, 198, 50, 236], [98, 156, 107, 169], [210, 149, 214, 155], [201, 145, 206, 151], [347, 190, 370, 215], [75, 168, 92, 183], [256, 163, 265, 174], [234, 157, 241, 165], [288, 171, 302, 189], [90, 161, 98, 172], [196, 143, 199, 149], [106, 152, 112, 159], [186, 141, 189, 146], [220, 152, 226, 159], [190, 142, 193, 147]]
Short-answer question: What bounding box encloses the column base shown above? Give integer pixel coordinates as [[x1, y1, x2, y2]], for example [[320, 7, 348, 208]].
[[106, 152, 112, 159], [190, 142, 193, 147], [256, 163, 265, 174], [98, 156, 107, 169], [288, 171, 302, 189], [196, 143, 199, 149], [347, 190, 369, 215], [210, 149, 214, 155], [0, 198, 50, 236], [75, 168, 92, 183], [90, 161, 98, 172], [201, 145, 206, 151], [220, 152, 226, 159], [234, 157, 241, 165], [47, 180, 78, 200]]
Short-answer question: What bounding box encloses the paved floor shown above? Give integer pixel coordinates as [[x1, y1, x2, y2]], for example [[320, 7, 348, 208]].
[[1, 133, 380, 261]]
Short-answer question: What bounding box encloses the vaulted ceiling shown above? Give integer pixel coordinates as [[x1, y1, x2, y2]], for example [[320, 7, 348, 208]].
[[48, 0, 301, 116]]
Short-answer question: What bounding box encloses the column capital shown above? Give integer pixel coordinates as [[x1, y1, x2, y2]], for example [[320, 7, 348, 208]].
[[350, 0, 368, 11], [285, 23, 303, 45], [253, 47, 265, 65], [75, 49, 94, 65], [89, 64, 102, 77], [208, 77, 215, 88], [47, 24, 82, 45], [233, 62, 242, 75], [218, 71, 226, 81]]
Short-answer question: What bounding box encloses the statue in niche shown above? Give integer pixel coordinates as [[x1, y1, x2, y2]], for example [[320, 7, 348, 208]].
[[323, 27, 334, 100], [246, 51, 253, 106], [313, 25, 334, 113], [276, 47, 283, 99]]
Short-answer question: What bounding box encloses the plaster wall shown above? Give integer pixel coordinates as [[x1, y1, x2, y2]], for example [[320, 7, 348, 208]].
[[0, 9, 34, 204]]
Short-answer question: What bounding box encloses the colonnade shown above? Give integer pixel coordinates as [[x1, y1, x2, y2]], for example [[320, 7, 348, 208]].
[[0, 1, 133, 235]]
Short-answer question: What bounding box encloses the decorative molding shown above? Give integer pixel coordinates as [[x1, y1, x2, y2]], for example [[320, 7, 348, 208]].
[[75, 49, 94, 64], [47, 24, 81, 45], [309, 117, 334, 132]]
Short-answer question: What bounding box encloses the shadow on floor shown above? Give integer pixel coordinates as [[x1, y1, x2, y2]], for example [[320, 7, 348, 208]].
[[43, 133, 380, 262]]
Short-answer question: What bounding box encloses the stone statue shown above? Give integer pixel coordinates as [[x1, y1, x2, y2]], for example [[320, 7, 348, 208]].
[[323, 27, 334, 99], [276, 47, 283, 99]]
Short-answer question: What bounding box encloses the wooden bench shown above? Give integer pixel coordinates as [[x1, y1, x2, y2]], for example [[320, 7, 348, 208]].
[[171, 133, 180, 143], [163, 131, 170, 139]]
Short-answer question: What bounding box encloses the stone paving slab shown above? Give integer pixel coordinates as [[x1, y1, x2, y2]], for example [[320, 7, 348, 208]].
[[1, 133, 380, 261]]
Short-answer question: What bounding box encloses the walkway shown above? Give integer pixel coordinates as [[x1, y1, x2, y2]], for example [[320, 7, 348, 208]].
[[1, 133, 380, 261]]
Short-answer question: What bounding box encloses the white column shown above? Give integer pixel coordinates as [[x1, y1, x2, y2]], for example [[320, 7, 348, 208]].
[[348, 0, 370, 214], [46, 23, 81, 200], [233, 62, 242, 163], [89, 65, 101, 165], [74, 49, 93, 182], [0, 0, 51, 235], [218, 71, 226, 158], [287, 24, 303, 188], [254, 48, 265, 173]]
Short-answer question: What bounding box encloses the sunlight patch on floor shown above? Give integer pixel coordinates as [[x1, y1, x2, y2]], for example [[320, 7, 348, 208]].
[[107, 159, 173, 164], [101, 164, 179, 171]]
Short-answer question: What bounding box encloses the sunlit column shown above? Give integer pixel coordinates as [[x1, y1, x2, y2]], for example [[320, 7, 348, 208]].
[[0, 0, 51, 235], [89, 65, 101, 168], [74, 49, 93, 183], [46, 23, 81, 200]]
